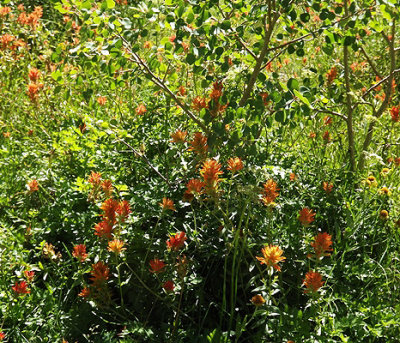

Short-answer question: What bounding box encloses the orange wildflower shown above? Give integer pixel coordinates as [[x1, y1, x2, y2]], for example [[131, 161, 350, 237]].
[[251, 294, 266, 306], [309, 132, 316, 139], [149, 259, 166, 273], [0, 6, 11, 17], [178, 85, 186, 96], [188, 132, 208, 156], [12, 281, 30, 295], [97, 96, 107, 106], [186, 179, 204, 194], [322, 181, 333, 193], [135, 104, 147, 115], [160, 197, 176, 211], [323, 116, 332, 125], [116, 200, 131, 222], [310, 232, 333, 259], [299, 208, 316, 226], [94, 220, 113, 240], [0, 332, 5, 340], [260, 92, 269, 106], [107, 239, 126, 254], [261, 179, 279, 205], [101, 198, 119, 224], [303, 270, 324, 293], [28, 68, 41, 82], [227, 157, 244, 174], [395, 157, 400, 166], [326, 66, 337, 84], [0, 34, 14, 49], [149, 258, 166, 274], [170, 129, 187, 143], [88, 171, 102, 186], [256, 245, 286, 272], [390, 106, 399, 122], [78, 287, 91, 298], [27, 83, 41, 101], [183, 179, 204, 201], [191, 96, 208, 111], [24, 270, 35, 282], [72, 244, 88, 262], [101, 180, 113, 197], [163, 280, 175, 292], [322, 130, 331, 142], [210, 81, 223, 100], [289, 173, 297, 181], [166, 231, 187, 251], [90, 261, 109, 285], [28, 179, 39, 192], [143, 40, 152, 49], [200, 159, 223, 192]]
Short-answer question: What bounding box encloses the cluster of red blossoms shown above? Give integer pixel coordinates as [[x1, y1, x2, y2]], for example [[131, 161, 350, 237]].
[[390, 106, 399, 122], [88, 171, 113, 200], [148, 232, 188, 294], [27, 67, 44, 103], [17, 5, 43, 28], [303, 232, 333, 294], [94, 198, 131, 239], [183, 157, 244, 201], [79, 261, 111, 303], [0, 33, 25, 50]]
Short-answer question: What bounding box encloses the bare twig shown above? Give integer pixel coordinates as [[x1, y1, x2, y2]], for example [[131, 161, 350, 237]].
[[343, 0, 356, 172], [362, 68, 400, 99], [239, 1, 279, 107], [118, 139, 170, 186], [360, 46, 382, 78], [119, 35, 210, 135], [358, 18, 397, 170], [314, 109, 347, 121], [235, 35, 257, 60]]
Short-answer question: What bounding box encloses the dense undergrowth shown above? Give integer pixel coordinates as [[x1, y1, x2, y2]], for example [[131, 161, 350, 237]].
[[0, 0, 400, 342]]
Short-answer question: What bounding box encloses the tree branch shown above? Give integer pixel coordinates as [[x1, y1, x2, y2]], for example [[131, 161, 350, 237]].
[[119, 35, 210, 135], [358, 18, 396, 171], [239, 4, 279, 107], [359, 45, 382, 79], [118, 139, 170, 186]]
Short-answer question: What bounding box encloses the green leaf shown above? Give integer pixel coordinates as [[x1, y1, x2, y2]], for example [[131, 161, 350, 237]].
[[106, 0, 115, 9], [275, 111, 286, 123], [293, 89, 310, 107], [186, 53, 196, 65], [287, 78, 299, 91]]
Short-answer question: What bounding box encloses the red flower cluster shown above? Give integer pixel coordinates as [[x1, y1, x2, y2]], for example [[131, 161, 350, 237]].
[[261, 179, 280, 206], [183, 179, 204, 202], [149, 259, 166, 273], [18, 6, 43, 28], [166, 231, 187, 251], [298, 208, 316, 226], [210, 81, 223, 101], [309, 232, 333, 260], [94, 199, 131, 239], [188, 132, 208, 156], [200, 159, 223, 194], [72, 244, 88, 262], [326, 66, 337, 84], [192, 96, 208, 111], [12, 281, 30, 295], [390, 106, 399, 122]]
